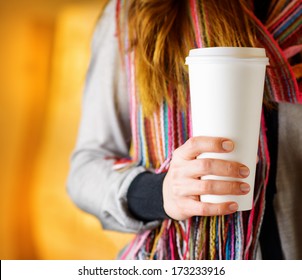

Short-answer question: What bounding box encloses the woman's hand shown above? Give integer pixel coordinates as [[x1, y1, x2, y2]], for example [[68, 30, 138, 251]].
[[163, 136, 250, 220]]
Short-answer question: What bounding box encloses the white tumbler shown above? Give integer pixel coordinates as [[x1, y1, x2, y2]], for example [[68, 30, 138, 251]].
[[185, 47, 269, 211]]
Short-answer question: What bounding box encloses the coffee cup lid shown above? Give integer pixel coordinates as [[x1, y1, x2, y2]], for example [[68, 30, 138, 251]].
[[186, 47, 269, 65]]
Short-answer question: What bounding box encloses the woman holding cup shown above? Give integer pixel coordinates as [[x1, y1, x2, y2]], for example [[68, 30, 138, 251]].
[[67, 0, 302, 259]]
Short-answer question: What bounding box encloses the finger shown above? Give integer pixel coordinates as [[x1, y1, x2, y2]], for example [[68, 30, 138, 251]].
[[174, 136, 234, 160], [173, 179, 250, 197], [184, 158, 250, 178], [181, 199, 238, 217]]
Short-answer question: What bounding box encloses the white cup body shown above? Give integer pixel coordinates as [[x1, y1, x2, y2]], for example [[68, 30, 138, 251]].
[[185, 47, 269, 211]]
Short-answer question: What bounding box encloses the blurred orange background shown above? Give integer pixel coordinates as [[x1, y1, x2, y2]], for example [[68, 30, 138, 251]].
[[0, 0, 133, 259]]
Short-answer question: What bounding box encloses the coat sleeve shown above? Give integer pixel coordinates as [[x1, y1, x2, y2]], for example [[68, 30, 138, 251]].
[[66, 0, 160, 233]]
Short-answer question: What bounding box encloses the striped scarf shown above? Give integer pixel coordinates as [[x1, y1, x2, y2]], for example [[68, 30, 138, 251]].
[[116, 0, 302, 260]]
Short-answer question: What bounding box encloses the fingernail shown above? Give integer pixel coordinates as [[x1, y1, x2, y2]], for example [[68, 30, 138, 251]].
[[240, 183, 250, 193], [229, 203, 238, 212], [239, 166, 250, 177], [222, 140, 234, 151]]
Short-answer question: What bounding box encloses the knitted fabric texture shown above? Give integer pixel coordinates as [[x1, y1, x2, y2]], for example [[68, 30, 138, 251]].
[[115, 0, 302, 260]]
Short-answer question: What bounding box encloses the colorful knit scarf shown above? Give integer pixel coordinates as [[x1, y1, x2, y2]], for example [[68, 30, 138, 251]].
[[115, 0, 302, 260]]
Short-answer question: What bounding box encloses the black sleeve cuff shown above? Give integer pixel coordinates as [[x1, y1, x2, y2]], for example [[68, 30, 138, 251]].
[[127, 171, 169, 222]]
